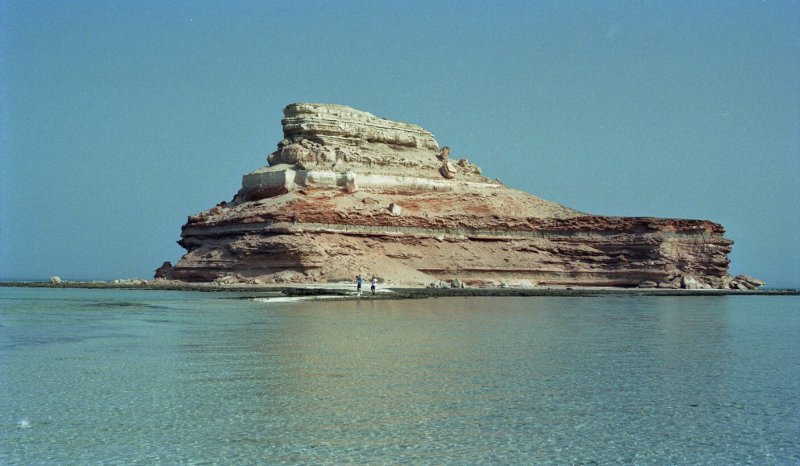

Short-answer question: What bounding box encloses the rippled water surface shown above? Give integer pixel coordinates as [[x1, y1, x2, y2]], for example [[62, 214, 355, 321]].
[[1, 288, 799, 464]]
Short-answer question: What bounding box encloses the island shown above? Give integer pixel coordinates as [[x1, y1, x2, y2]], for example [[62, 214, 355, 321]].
[[159, 103, 763, 291]]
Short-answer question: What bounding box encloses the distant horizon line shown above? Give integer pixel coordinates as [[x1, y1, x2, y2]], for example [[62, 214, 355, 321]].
[[0, 276, 148, 282]]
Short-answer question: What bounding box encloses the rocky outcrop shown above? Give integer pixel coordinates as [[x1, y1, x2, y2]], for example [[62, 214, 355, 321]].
[[166, 103, 742, 288], [154, 261, 173, 280], [727, 274, 765, 290]]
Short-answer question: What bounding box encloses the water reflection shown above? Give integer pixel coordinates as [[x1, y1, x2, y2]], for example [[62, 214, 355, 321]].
[[168, 295, 790, 463]]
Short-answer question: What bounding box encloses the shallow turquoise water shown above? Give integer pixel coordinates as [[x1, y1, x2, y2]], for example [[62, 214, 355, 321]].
[[1, 288, 798, 464]]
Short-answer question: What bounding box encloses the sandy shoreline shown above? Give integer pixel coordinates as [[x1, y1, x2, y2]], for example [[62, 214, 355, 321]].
[[1, 280, 797, 298]]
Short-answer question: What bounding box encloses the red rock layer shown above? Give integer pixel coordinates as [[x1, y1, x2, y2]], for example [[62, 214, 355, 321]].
[[171, 189, 732, 288]]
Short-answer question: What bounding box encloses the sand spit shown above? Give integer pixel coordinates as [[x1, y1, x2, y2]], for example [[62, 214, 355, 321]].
[[1, 281, 797, 298]]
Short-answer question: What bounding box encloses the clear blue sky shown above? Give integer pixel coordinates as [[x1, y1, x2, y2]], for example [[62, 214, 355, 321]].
[[2, 0, 798, 287]]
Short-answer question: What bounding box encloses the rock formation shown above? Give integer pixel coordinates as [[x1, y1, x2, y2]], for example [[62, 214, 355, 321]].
[[153, 261, 173, 280], [165, 103, 746, 289]]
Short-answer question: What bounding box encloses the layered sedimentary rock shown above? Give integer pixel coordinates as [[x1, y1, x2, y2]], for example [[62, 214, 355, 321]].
[[167, 103, 738, 288]]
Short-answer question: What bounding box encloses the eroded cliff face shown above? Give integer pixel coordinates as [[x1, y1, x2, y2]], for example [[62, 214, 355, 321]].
[[166, 103, 737, 288]]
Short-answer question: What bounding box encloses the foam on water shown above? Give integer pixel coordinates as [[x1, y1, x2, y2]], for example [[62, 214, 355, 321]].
[[253, 296, 347, 303]]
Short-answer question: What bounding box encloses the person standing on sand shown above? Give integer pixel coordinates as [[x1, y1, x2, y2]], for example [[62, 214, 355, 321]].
[[356, 274, 362, 296], [371, 277, 377, 295]]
